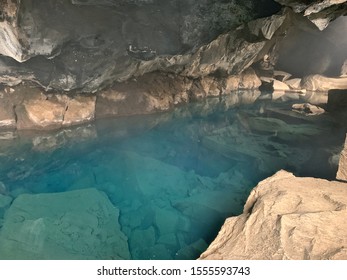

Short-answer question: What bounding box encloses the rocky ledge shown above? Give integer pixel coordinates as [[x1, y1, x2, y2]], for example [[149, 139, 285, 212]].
[[200, 169, 347, 260], [0, 70, 261, 131]]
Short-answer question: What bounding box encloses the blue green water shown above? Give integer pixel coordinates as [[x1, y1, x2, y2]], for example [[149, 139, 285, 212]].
[[0, 91, 346, 259]]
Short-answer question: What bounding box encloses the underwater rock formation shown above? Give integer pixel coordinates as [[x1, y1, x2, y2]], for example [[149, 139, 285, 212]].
[[200, 170, 347, 260], [0, 188, 130, 259]]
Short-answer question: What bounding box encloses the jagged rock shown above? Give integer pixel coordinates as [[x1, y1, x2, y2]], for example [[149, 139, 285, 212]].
[[275, 0, 347, 30], [337, 134, 347, 181], [301, 75, 347, 91], [292, 103, 325, 115], [200, 170, 347, 260], [0, 188, 130, 259], [276, 15, 347, 77], [224, 68, 262, 92], [0, 0, 280, 92]]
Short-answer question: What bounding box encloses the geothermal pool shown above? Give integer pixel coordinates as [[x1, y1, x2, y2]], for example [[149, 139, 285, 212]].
[[0, 91, 345, 260]]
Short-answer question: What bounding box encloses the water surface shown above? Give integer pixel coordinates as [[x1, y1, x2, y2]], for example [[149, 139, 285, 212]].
[[0, 91, 345, 259]]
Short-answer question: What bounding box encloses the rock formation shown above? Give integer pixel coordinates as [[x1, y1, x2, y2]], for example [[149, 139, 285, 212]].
[[0, 1, 346, 130], [0, 188, 130, 259], [337, 134, 347, 181], [0, 0, 280, 92], [199, 170, 347, 260]]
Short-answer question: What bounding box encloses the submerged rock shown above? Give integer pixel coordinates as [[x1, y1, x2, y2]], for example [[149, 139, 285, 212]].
[[0, 188, 130, 259], [0, 194, 12, 218], [200, 170, 347, 260]]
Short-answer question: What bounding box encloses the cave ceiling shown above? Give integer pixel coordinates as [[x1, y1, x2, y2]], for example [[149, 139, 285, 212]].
[[0, 0, 346, 92]]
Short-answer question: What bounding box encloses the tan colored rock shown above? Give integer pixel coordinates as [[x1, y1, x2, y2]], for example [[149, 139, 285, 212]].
[[273, 79, 291, 91], [337, 134, 347, 181], [61, 95, 96, 126], [17, 97, 65, 130], [292, 103, 325, 115], [224, 68, 261, 92], [301, 74, 347, 91], [284, 78, 302, 90], [200, 170, 347, 260], [200, 77, 221, 97]]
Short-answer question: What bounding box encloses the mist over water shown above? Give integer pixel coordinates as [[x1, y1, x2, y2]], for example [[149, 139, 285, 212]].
[[0, 91, 345, 260]]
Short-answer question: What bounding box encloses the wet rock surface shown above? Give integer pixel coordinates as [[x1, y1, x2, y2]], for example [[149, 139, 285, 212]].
[[0, 188, 130, 259], [200, 170, 347, 260], [1, 71, 264, 130]]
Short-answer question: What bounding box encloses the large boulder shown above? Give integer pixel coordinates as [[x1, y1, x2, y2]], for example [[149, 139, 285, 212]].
[[0, 188, 130, 259], [200, 170, 347, 260], [301, 75, 347, 91]]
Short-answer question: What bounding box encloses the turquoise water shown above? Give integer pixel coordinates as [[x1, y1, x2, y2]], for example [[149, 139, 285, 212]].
[[0, 91, 346, 259]]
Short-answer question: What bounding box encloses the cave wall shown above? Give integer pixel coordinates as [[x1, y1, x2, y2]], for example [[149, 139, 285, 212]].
[[0, 0, 347, 95], [0, 0, 281, 92]]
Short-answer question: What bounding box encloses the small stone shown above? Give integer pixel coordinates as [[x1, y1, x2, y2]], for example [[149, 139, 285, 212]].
[[292, 103, 325, 116]]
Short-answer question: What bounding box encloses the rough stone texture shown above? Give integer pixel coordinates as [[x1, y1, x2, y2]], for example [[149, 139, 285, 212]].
[[275, 0, 347, 29], [200, 170, 347, 260], [0, 0, 280, 92], [301, 75, 347, 91], [59, 95, 96, 126], [0, 188, 130, 259], [0, 69, 263, 131], [337, 134, 347, 181], [0, 85, 97, 130], [292, 103, 325, 115], [284, 78, 302, 90]]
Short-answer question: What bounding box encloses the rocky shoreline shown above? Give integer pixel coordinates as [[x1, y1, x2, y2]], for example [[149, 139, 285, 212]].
[[200, 135, 347, 260]]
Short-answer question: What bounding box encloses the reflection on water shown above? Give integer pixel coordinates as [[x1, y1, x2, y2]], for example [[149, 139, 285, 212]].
[[0, 90, 346, 260]]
